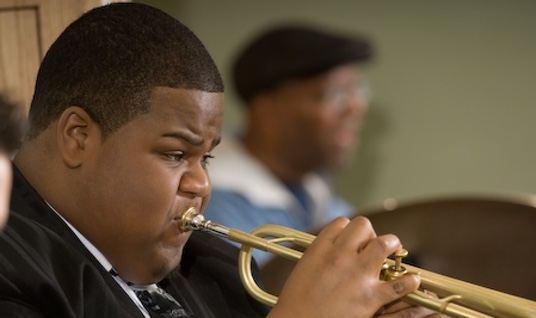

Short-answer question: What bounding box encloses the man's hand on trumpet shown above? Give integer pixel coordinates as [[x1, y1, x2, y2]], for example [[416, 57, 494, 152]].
[[267, 216, 447, 318]]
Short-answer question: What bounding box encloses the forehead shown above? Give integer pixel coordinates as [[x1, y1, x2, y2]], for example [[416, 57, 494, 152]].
[[125, 87, 225, 143], [147, 86, 223, 121]]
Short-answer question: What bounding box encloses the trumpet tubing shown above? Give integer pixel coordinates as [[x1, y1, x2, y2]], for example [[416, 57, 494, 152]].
[[179, 208, 536, 318]]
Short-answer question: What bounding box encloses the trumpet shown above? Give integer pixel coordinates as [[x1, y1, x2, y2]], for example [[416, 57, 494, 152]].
[[178, 207, 536, 318]]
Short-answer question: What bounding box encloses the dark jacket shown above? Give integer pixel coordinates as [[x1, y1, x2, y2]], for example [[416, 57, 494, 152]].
[[0, 166, 269, 317]]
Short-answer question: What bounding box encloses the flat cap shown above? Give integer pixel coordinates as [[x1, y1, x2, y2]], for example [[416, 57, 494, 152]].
[[232, 24, 373, 103]]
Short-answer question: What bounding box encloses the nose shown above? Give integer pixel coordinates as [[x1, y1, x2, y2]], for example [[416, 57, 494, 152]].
[[178, 163, 211, 198], [349, 91, 368, 117], [337, 87, 368, 121], [350, 77, 371, 114]]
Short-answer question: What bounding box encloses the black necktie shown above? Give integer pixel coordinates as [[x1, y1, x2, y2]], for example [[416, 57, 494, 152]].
[[109, 269, 193, 318], [134, 286, 194, 318]]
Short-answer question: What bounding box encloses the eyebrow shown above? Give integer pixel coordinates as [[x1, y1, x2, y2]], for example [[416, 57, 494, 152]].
[[162, 132, 203, 146], [162, 132, 221, 149]]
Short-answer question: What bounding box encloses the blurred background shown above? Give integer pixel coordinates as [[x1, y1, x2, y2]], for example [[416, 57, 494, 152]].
[[136, 0, 536, 210]]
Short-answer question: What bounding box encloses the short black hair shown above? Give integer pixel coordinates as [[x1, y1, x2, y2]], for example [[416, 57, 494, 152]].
[[233, 24, 373, 103], [28, 2, 223, 139], [0, 94, 26, 153]]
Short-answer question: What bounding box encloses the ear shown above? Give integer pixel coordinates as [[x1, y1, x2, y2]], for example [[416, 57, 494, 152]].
[[250, 92, 285, 128], [56, 106, 99, 168]]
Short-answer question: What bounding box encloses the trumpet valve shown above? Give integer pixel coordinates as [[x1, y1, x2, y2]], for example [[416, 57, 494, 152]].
[[383, 249, 409, 280]]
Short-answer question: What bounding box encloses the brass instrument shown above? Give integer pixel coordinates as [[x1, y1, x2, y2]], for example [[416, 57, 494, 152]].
[[178, 207, 536, 318]]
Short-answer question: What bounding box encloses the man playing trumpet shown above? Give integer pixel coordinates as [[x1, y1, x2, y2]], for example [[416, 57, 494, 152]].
[[0, 3, 444, 317]]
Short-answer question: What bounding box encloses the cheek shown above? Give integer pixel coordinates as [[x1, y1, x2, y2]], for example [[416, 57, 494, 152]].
[[115, 165, 178, 213], [299, 112, 333, 142], [90, 155, 177, 223]]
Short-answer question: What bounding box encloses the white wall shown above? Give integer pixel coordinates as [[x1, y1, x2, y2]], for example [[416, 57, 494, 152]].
[[138, 0, 536, 209]]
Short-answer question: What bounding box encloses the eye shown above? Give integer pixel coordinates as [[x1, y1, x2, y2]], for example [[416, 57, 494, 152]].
[[164, 152, 185, 162], [202, 153, 214, 168]]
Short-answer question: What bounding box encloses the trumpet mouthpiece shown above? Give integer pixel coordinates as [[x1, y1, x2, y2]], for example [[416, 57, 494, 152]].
[[178, 207, 206, 232], [178, 207, 231, 238]]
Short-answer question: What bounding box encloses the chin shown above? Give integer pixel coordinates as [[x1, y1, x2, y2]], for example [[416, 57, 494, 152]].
[[148, 231, 190, 282], [150, 254, 182, 283]]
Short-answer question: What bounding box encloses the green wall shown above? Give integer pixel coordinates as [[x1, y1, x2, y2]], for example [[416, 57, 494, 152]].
[[137, 0, 536, 209]]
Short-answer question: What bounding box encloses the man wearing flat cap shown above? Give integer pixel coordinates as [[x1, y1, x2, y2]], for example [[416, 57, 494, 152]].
[[204, 24, 373, 266]]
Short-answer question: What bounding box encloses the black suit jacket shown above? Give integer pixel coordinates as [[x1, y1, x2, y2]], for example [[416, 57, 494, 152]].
[[0, 166, 269, 317]]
